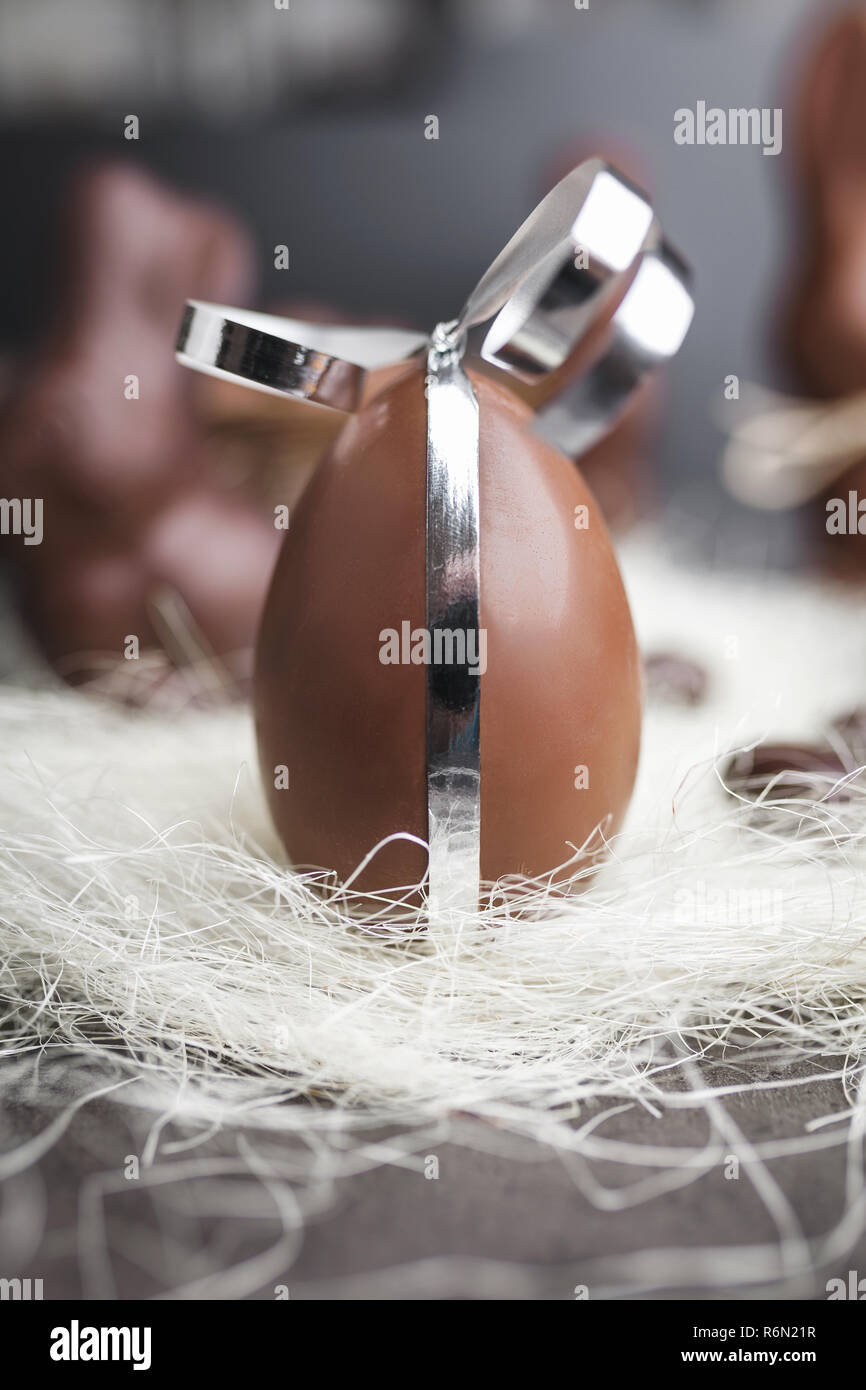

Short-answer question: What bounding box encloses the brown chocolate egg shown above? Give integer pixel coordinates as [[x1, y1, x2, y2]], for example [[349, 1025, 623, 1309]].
[[254, 367, 642, 893]]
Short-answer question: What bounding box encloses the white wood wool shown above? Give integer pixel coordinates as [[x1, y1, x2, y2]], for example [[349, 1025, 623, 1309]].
[[1, 530, 866, 1296]]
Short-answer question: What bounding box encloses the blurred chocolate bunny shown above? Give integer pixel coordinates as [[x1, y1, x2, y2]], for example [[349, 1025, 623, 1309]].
[[0, 163, 281, 699]]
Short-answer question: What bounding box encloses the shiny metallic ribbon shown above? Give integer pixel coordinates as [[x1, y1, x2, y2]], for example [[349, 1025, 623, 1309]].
[[176, 158, 694, 912]]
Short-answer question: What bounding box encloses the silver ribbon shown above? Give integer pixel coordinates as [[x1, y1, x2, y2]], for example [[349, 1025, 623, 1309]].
[[176, 158, 694, 912], [424, 322, 481, 915]]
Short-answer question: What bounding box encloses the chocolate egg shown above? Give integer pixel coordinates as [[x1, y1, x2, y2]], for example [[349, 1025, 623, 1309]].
[[254, 366, 642, 893]]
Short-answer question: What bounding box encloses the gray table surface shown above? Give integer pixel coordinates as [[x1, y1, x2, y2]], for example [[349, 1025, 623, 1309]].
[[3, 1053, 861, 1301]]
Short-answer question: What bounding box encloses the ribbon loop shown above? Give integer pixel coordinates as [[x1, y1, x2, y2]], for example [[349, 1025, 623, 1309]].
[[536, 236, 695, 455], [176, 300, 427, 412], [459, 159, 656, 381]]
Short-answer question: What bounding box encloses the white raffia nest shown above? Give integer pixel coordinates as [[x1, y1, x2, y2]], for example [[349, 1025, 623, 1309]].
[[2, 532, 866, 1296]]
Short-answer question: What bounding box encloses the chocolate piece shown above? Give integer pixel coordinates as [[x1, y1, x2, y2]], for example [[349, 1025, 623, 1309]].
[[724, 742, 856, 804], [831, 707, 866, 764], [255, 367, 642, 893], [644, 651, 708, 706]]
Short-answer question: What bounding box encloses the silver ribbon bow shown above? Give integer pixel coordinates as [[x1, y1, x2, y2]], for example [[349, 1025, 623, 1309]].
[[176, 158, 694, 914]]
